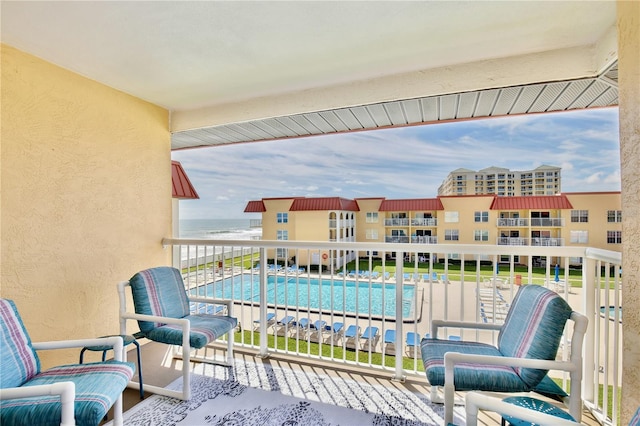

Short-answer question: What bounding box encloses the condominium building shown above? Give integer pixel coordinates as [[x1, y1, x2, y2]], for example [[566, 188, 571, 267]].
[[438, 165, 561, 196], [245, 192, 621, 268]]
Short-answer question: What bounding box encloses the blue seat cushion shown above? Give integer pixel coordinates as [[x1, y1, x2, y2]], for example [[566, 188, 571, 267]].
[[129, 267, 191, 333], [143, 314, 238, 349], [498, 285, 572, 387], [0, 361, 135, 426], [421, 339, 531, 392]]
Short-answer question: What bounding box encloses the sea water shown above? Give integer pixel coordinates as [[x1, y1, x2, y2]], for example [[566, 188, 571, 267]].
[[179, 219, 262, 261], [180, 218, 262, 240]]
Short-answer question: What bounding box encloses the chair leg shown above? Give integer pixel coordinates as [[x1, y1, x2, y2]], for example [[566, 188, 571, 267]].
[[430, 385, 444, 403]]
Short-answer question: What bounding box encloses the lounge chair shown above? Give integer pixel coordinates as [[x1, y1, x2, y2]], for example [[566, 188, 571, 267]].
[[323, 322, 344, 345], [253, 312, 276, 332], [361, 326, 379, 352], [272, 315, 296, 336], [344, 324, 361, 350], [440, 273, 450, 284], [307, 320, 327, 343], [405, 331, 421, 357], [0, 299, 135, 426], [384, 329, 396, 355]]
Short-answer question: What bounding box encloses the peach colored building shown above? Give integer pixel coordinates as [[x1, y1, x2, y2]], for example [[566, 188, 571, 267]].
[[246, 192, 621, 267]]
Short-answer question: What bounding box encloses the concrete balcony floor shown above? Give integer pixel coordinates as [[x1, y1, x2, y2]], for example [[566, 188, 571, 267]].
[[103, 340, 601, 426]]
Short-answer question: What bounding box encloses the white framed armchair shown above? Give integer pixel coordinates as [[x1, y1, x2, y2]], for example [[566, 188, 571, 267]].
[[118, 266, 237, 400], [0, 299, 135, 426]]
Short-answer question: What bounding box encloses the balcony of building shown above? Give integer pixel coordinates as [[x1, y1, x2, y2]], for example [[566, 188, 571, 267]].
[[384, 218, 410, 227], [144, 239, 623, 425]]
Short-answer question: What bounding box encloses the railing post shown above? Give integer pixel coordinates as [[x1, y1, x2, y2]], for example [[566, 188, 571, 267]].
[[393, 253, 405, 381], [258, 248, 269, 358], [582, 257, 596, 402]]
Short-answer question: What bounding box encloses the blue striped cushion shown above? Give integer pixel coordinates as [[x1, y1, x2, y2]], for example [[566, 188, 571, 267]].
[[0, 361, 135, 426], [129, 267, 190, 333], [421, 339, 530, 392], [498, 285, 572, 387], [0, 299, 41, 388], [145, 314, 238, 349]]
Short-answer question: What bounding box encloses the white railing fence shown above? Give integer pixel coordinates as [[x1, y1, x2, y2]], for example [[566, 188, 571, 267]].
[[162, 238, 622, 425]]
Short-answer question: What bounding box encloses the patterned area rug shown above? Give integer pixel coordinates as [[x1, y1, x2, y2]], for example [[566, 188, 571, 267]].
[[112, 360, 465, 425]]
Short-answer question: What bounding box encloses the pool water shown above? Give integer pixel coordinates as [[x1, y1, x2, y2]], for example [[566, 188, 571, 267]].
[[191, 274, 416, 318]]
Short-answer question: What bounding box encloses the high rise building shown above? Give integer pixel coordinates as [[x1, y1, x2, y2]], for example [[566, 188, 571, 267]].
[[437, 165, 561, 196]]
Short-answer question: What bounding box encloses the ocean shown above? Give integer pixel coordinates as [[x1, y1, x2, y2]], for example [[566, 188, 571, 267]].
[[179, 218, 262, 240]]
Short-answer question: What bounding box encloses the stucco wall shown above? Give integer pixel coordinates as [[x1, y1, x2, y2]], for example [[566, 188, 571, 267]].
[[1, 45, 172, 367], [618, 1, 640, 421]]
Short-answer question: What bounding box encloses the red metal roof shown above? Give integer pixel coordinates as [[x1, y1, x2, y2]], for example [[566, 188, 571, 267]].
[[379, 198, 444, 211], [244, 200, 266, 212], [171, 161, 199, 199], [490, 195, 573, 210], [290, 197, 359, 211]]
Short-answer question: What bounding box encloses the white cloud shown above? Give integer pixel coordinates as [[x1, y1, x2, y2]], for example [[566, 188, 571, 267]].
[[173, 108, 620, 219]]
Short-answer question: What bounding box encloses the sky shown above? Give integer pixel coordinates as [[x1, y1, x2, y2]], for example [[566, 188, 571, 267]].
[[172, 108, 620, 220]]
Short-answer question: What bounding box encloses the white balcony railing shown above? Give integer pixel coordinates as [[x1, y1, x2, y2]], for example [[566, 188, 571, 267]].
[[496, 237, 528, 246], [531, 218, 564, 227], [384, 218, 410, 226], [497, 218, 529, 227], [412, 218, 437, 226], [163, 238, 622, 426]]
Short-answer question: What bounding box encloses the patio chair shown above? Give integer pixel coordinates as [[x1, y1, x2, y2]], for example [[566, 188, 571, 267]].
[[323, 322, 344, 345], [253, 312, 276, 332], [118, 266, 237, 400], [306, 320, 327, 343], [405, 331, 422, 357], [272, 315, 296, 337], [420, 284, 588, 425], [344, 324, 361, 350], [0, 299, 135, 426], [384, 329, 396, 355], [360, 326, 379, 352]]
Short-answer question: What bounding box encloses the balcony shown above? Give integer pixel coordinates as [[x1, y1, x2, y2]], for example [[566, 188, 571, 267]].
[[411, 218, 437, 226], [496, 237, 528, 245], [385, 235, 410, 243], [532, 237, 564, 246], [531, 218, 564, 227], [497, 218, 529, 227], [160, 238, 622, 425], [384, 218, 409, 226], [411, 235, 438, 244]]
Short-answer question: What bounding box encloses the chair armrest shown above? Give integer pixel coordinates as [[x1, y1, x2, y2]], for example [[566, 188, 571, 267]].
[[120, 312, 190, 328], [0, 382, 76, 425], [32, 336, 125, 361], [188, 296, 233, 315], [431, 319, 502, 339], [444, 351, 578, 374], [465, 392, 579, 426]]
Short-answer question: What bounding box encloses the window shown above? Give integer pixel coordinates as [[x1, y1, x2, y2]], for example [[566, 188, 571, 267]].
[[365, 229, 378, 239], [444, 211, 459, 223], [607, 210, 622, 223], [570, 230, 588, 244], [277, 212, 288, 223], [276, 230, 288, 257], [607, 231, 622, 244], [444, 229, 459, 241], [474, 230, 489, 241], [571, 210, 588, 223], [366, 212, 378, 223], [474, 211, 488, 222]]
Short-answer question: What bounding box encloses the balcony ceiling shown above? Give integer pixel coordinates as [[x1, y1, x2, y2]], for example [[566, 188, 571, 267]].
[[1, 1, 618, 150]]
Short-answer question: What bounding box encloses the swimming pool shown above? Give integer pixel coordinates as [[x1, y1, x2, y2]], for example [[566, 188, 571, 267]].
[[191, 274, 416, 318]]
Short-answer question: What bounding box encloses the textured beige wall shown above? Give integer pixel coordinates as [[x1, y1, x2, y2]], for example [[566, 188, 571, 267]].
[[618, 1, 640, 421], [1, 45, 172, 367]]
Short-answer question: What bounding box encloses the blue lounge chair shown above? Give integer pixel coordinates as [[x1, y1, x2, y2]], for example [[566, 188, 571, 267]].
[[361, 326, 379, 351], [344, 324, 361, 349], [384, 329, 396, 354], [324, 322, 344, 344], [406, 331, 421, 356], [253, 312, 276, 331], [307, 320, 327, 342], [272, 315, 295, 336]]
